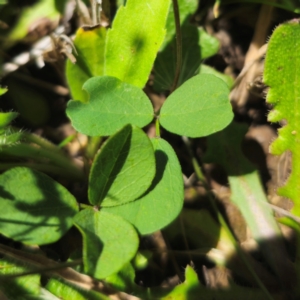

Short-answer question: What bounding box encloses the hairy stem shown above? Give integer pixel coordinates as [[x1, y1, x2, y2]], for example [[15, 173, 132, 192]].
[[0, 144, 85, 181]]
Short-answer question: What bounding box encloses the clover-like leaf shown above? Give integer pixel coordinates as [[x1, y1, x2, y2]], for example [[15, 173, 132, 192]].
[[89, 124, 155, 207], [73, 209, 139, 279], [66, 76, 154, 136], [105, 0, 170, 88], [102, 137, 184, 234], [0, 167, 78, 245], [159, 74, 233, 138]]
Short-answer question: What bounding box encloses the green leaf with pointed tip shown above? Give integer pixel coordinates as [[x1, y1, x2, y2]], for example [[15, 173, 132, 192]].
[[0, 167, 78, 245], [263, 21, 300, 216], [0, 257, 41, 299], [66, 26, 106, 103], [66, 76, 154, 136], [89, 124, 155, 207], [73, 209, 139, 279], [0, 112, 18, 129], [203, 122, 288, 283], [102, 138, 184, 235], [159, 74, 233, 138], [105, 0, 170, 88]]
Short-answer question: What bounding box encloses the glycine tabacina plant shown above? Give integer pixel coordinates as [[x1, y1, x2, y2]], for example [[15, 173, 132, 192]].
[[0, 0, 237, 298]]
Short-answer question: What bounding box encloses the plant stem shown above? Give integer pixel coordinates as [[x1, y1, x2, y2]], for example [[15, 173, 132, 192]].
[[0, 144, 85, 181], [85, 136, 103, 160], [155, 118, 161, 137], [79, 203, 92, 209], [58, 134, 77, 148], [19, 130, 64, 153], [182, 136, 274, 300], [171, 0, 182, 92]]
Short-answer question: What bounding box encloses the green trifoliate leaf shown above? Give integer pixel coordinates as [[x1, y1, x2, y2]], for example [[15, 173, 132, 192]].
[[89, 124, 155, 207], [102, 137, 184, 235], [263, 20, 300, 216], [105, 0, 170, 88], [66, 26, 106, 103], [73, 209, 139, 279], [66, 76, 154, 136], [0, 167, 78, 245], [159, 74, 233, 138]]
